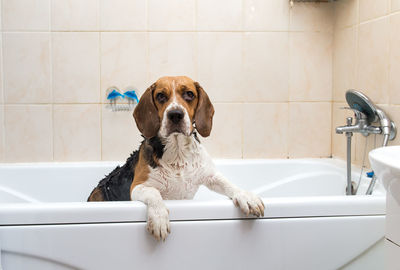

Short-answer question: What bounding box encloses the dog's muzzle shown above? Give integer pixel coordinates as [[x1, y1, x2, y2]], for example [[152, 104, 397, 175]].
[[161, 106, 191, 136], [167, 109, 184, 125], [159, 101, 192, 137]]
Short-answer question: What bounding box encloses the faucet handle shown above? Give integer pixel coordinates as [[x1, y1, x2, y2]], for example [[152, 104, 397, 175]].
[[340, 107, 367, 120], [346, 117, 352, 126]]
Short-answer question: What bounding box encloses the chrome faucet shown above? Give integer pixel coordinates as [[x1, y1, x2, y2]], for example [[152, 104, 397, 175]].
[[336, 90, 397, 195], [335, 108, 381, 136]]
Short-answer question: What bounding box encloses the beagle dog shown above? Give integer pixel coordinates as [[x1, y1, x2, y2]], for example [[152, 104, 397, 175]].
[[88, 76, 264, 241]]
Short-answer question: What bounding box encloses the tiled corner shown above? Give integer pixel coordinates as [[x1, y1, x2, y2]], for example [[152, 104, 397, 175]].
[[290, 2, 334, 33], [243, 32, 289, 102], [101, 105, 142, 161], [2, 0, 50, 31], [357, 18, 390, 104], [289, 102, 331, 158], [333, 26, 357, 102], [101, 32, 148, 103], [148, 0, 195, 31], [392, 0, 400, 12], [0, 105, 4, 162], [3, 33, 51, 104], [290, 32, 332, 102], [197, 32, 242, 103], [148, 32, 196, 82], [4, 105, 52, 162], [389, 13, 400, 105], [51, 0, 99, 31], [53, 104, 101, 161], [100, 0, 146, 31], [243, 103, 288, 158], [202, 103, 243, 158], [331, 102, 356, 161], [243, 0, 289, 31], [359, 0, 389, 23], [333, 0, 358, 29], [52, 32, 100, 103], [197, 0, 242, 31]]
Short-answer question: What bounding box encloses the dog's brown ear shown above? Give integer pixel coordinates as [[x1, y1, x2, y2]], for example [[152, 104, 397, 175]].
[[133, 83, 160, 138], [194, 82, 214, 137]]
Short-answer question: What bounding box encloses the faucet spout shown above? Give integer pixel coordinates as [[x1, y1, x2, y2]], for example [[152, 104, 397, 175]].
[[335, 124, 381, 135], [336, 125, 361, 134]]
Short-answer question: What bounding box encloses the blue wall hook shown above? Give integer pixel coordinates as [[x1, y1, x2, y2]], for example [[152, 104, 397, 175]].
[[106, 87, 138, 111], [107, 89, 124, 100], [123, 90, 139, 103]]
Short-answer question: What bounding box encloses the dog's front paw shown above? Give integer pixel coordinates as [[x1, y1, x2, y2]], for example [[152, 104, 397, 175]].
[[147, 205, 171, 242], [232, 191, 265, 217]]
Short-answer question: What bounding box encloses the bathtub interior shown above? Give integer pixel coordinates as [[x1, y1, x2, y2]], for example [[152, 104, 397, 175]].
[[0, 158, 384, 204]]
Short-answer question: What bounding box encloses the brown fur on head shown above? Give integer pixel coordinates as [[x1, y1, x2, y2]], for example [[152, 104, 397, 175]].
[[133, 76, 214, 138]]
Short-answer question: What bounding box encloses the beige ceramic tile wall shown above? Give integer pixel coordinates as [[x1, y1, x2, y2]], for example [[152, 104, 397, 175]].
[[0, 0, 334, 162], [333, 0, 400, 168]]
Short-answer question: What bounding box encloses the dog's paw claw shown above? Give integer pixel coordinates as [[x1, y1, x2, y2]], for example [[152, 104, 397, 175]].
[[147, 206, 170, 242], [232, 191, 265, 218]]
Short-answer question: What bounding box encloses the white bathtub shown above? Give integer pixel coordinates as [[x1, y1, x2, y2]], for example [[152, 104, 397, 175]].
[[0, 159, 385, 270]]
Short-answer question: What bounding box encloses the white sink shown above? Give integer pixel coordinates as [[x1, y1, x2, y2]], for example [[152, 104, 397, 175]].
[[369, 146, 400, 248], [369, 146, 400, 204]]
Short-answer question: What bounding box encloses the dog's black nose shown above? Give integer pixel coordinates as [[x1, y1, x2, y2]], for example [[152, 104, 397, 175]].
[[167, 109, 184, 124]]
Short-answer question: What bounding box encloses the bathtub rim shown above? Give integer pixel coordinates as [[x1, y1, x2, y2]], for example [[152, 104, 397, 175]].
[[0, 195, 385, 226], [0, 157, 350, 168]]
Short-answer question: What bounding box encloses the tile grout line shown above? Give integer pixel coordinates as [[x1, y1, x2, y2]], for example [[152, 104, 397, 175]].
[[330, 8, 334, 158], [98, 0, 103, 161], [97, 0, 100, 32], [97, 32, 104, 160], [287, 102, 290, 159], [330, 101, 333, 158], [241, 102, 244, 159], [240, 0, 244, 158], [354, 0, 360, 163], [387, 10, 393, 107], [145, 0, 150, 83], [194, 0, 198, 81], [1, 30, 335, 34], [241, 0, 244, 157], [240, 0, 244, 32], [194, 0, 198, 32], [288, 6, 292, 159], [1, 0, 5, 161], [49, 0, 54, 162]]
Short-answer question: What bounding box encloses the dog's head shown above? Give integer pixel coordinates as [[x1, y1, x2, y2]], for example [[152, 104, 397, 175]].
[[133, 76, 214, 139]]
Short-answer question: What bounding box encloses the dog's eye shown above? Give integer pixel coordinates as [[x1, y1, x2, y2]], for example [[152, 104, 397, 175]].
[[183, 91, 195, 102], [156, 92, 167, 103]]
